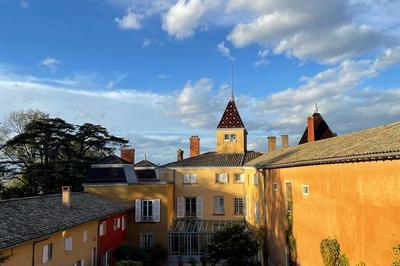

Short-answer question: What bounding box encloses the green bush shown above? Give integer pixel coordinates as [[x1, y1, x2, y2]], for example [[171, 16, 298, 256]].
[[149, 243, 168, 265], [115, 261, 143, 266], [320, 238, 349, 266], [114, 243, 146, 262], [393, 242, 400, 266], [188, 257, 198, 266]]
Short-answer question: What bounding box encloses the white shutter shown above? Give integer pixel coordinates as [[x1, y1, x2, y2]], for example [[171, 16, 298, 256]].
[[177, 197, 184, 218], [64, 237, 73, 251], [153, 199, 161, 222], [122, 216, 126, 230], [42, 245, 48, 263], [183, 174, 190, 183], [83, 230, 88, 242], [196, 197, 203, 218], [135, 199, 141, 222], [191, 174, 197, 183]]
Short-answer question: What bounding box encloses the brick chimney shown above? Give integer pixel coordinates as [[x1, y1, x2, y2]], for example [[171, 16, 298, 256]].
[[307, 116, 315, 142], [121, 147, 135, 164], [177, 148, 184, 161], [62, 186, 71, 207], [281, 135, 289, 149], [190, 136, 200, 157], [267, 136, 276, 152]]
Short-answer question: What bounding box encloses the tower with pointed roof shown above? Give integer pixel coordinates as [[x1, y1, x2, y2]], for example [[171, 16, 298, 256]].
[[298, 109, 336, 144], [216, 96, 247, 153]]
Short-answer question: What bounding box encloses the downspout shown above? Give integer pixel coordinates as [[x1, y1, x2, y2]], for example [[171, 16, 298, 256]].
[[31, 237, 49, 266]]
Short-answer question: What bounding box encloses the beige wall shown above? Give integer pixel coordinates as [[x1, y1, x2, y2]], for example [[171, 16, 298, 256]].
[[265, 160, 400, 266], [216, 128, 247, 153], [173, 167, 246, 219], [85, 183, 174, 248], [1, 221, 97, 266]]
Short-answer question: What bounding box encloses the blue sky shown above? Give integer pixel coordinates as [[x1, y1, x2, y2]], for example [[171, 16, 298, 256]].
[[1, 0, 400, 163]]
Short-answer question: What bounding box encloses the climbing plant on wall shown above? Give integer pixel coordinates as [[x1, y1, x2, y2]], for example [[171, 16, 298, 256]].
[[393, 242, 400, 266], [320, 238, 349, 266], [285, 199, 297, 265]]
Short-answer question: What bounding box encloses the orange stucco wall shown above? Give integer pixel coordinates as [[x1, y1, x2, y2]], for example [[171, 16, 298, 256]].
[[265, 160, 400, 266]]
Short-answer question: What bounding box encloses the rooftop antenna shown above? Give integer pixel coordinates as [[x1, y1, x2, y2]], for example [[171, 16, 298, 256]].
[[230, 63, 234, 101], [314, 103, 319, 113]]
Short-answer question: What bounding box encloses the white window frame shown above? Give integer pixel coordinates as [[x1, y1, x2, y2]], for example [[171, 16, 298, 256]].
[[42, 243, 52, 264], [234, 197, 244, 215], [99, 221, 107, 236], [73, 259, 85, 266], [64, 237, 73, 251], [273, 182, 278, 191], [141, 200, 154, 222], [234, 173, 245, 183], [140, 232, 154, 249], [302, 184, 310, 196], [213, 196, 224, 215], [224, 133, 237, 142], [216, 173, 228, 183], [183, 173, 197, 184], [91, 247, 96, 266], [83, 230, 88, 243]]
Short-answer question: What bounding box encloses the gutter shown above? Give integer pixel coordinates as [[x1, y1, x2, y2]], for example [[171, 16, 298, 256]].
[[256, 151, 400, 169]]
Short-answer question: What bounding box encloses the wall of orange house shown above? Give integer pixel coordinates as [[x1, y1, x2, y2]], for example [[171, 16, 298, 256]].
[[264, 160, 400, 266]]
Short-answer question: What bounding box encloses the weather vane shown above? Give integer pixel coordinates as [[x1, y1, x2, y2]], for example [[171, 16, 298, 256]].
[[315, 103, 319, 113]]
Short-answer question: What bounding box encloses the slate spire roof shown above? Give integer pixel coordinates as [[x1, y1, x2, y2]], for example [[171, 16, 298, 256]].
[[298, 112, 336, 144], [217, 97, 245, 129]]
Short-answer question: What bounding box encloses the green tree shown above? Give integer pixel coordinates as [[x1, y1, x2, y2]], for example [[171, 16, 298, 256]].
[[393, 242, 400, 266], [205, 224, 259, 266], [1, 112, 127, 198]]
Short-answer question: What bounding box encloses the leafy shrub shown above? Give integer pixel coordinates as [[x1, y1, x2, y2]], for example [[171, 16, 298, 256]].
[[188, 257, 198, 266], [114, 243, 146, 262], [393, 242, 400, 266], [149, 243, 168, 265], [320, 238, 349, 266], [115, 261, 143, 266]]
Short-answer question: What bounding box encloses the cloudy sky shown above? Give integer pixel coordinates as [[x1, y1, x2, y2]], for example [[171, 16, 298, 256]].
[[1, 0, 400, 164]]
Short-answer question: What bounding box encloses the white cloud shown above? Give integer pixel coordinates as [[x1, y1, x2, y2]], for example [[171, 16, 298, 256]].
[[253, 48, 269, 67], [107, 72, 128, 89], [20, 0, 29, 8], [115, 9, 142, 30], [216, 41, 235, 61], [162, 0, 221, 39], [38, 57, 61, 72], [373, 46, 400, 70], [157, 74, 171, 79]]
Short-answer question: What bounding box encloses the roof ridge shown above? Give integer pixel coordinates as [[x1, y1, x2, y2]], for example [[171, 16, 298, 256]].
[[0, 191, 86, 203]]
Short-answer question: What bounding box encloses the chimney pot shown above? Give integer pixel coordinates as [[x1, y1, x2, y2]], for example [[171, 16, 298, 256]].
[[267, 136, 277, 152], [307, 116, 315, 142], [177, 148, 184, 161], [121, 147, 135, 164], [62, 186, 71, 207], [281, 135, 289, 149], [190, 136, 200, 157]]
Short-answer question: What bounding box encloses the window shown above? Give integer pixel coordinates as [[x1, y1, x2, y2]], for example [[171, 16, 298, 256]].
[[252, 174, 258, 185], [99, 221, 106, 236], [73, 259, 84, 266], [302, 185, 310, 196], [224, 133, 237, 142], [183, 173, 197, 184], [142, 200, 154, 221], [140, 233, 154, 249], [234, 197, 244, 215], [83, 230, 88, 243], [213, 196, 224, 215], [234, 173, 245, 183], [104, 250, 112, 266], [91, 247, 96, 266], [135, 199, 160, 222], [122, 215, 127, 231], [185, 197, 197, 217], [216, 173, 228, 183], [64, 237, 73, 251], [273, 182, 278, 191], [42, 243, 52, 264], [113, 218, 121, 230]]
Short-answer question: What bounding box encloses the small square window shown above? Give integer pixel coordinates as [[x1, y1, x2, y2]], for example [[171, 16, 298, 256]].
[[140, 233, 154, 249], [183, 174, 197, 184], [273, 182, 278, 191], [234, 173, 245, 183], [224, 133, 237, 142], [302, 185, 310, 196], [216, 173, 228, 183]]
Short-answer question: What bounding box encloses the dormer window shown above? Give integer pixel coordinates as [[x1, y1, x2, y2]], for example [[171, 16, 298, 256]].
[[224, 133, 237, 142]]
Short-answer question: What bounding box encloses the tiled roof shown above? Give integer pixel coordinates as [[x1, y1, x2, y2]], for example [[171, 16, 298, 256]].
[[248, 121, 400, 168], [0, 193, 132, 249], [298, 112, 336, 144], [217, 98, 245, 129], [163, 151, 263, 168], [134, 159, 158, 168]]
